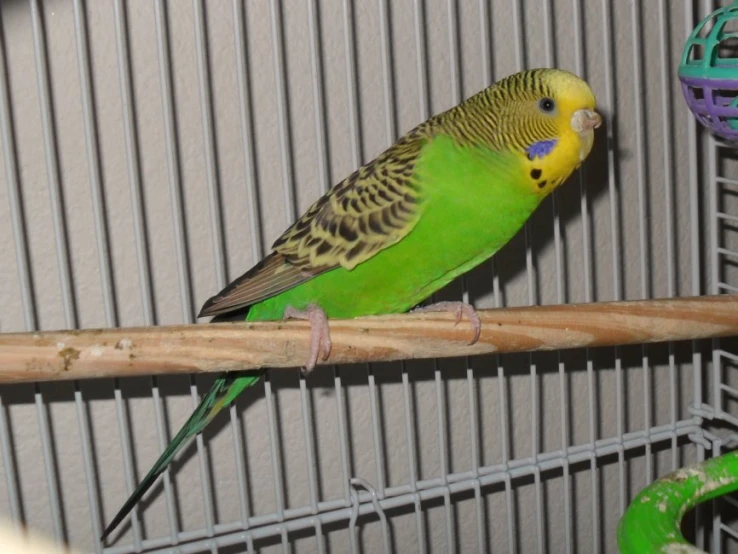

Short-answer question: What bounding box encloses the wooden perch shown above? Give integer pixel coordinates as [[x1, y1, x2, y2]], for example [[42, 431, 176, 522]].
[[0, 295, 735, 384]]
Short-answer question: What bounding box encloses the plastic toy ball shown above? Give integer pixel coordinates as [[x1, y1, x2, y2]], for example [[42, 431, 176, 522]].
[[679, 1, 738, 142]]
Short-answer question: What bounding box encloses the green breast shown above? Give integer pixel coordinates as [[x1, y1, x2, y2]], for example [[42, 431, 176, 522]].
[[248, 136, 542, 322]]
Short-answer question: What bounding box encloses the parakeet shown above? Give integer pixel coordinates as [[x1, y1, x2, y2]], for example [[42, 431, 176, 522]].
[[101, 68, 601, 541]]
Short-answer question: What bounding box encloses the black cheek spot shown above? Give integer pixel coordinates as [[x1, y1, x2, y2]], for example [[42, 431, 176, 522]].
[[538, 180, 547, 189], [530, 168, 542, 180]]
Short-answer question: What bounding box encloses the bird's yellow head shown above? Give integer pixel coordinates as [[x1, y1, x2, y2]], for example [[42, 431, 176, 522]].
[[464, 68, 602, 195]]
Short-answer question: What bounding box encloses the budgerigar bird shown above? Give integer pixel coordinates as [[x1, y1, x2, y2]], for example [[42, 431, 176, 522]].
[[101, 68, 601, 541]]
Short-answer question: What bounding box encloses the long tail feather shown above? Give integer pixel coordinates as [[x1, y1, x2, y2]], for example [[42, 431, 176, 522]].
[[101, 373, 263, 541]]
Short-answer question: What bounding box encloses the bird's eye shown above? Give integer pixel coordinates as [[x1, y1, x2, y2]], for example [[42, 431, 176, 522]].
[[538, 98, 556, 113]]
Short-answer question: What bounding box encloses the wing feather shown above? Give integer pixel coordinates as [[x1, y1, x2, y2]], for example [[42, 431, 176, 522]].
[[199, 131, 430, 318]]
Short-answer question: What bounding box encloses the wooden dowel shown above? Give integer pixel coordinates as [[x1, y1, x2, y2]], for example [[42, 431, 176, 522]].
[[0, 295, 735, 384]]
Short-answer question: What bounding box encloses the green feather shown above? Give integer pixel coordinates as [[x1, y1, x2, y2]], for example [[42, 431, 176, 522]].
[[100, 372, 262, 540]]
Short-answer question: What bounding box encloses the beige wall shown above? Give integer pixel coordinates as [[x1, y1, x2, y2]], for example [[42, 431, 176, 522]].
[[0, 0, 722, 552]]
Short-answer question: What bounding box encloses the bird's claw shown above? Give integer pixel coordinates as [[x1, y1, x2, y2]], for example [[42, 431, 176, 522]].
[[283, 304, 332, 374], [412, 301, 481, 345]]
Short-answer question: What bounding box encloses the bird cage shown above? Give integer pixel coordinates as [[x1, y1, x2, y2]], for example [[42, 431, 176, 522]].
[[0, 1, 736, 554]]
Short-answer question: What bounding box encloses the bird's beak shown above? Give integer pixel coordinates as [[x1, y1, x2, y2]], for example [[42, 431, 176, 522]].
[[571, 109, 602, 133]]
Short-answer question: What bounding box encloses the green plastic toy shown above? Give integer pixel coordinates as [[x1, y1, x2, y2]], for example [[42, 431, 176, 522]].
[[617, 450, 738, 553]]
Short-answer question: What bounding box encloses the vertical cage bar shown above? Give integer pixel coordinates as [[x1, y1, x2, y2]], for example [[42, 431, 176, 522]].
[[409, 3, 429, 550], [72, 2, 115, 546], [433, 366, 455, 553], [600, 0, 624, 523], [414, 0, 430, 120], [72, 0, 117, 326], [401, 370, 426, 554], [0, 8, 36, 331], [686, 1, 705, 548], [29, 0, 76, 329], [299, 377, 324, 553], [263, 376, 288, 554], [706, 2, 721, 545], [510, 5, 545, 553], [112, 385, 143, 548], [377, 0, 396, 142], [496, 364, 515, 554], [339, 0, 361, 515], [446, 1, 468, 551], [304, 0, 331, 548], [111, 0, 158, 546], [0, 393, 20, 527], [231, 1, 265, 527], [74, 384, 102, 552], [269, 0, 297, 222], [33, 387, 64, 542], [150, 381, 181, 541], [630, 0, 654, 487], [267, 2, 298, 549], [233, 0, 264, 261], [0, 7, 31, 531], [475, 3, 492, 548], [712, 438, 723, 554], [366, 0, 397, 548], [342, 0, 363, 167], [189, 385, 217, 542], [367, 371, 388, 498], [29, 1, 75, 543], [656, 0, 679, 471], [153, 0, 194, 323], [154, 2, 218, 544], [193, 0, 227, 289], [112, 0, 155, 324]]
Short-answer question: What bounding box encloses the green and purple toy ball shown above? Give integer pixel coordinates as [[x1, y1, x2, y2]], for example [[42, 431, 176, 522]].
[[680, 1, 738, 141]]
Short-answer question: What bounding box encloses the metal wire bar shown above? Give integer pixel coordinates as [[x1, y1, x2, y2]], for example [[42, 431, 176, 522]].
[[230, 0, 264, 530], [102, 420, 701, 554], [0, 6, 31, 531], [630, 1, 655, 494], [153, 2, 218, 546], [401, 369, 425, 554], [71, 1, 114, 546], [686, 0, 705, 543], [303, 0, 332, 548], [0, 9, 36, 331], [715, 175, 738, 187], [339, 0, 361, 518], [656, 0, 679, 474], [406, 3, 430, 550], [267, 5, 299, 547], [153, 0, 194, 323], [269, 0, 296, 223], [29, 0, 76, 329], [189, 383, 217, 543], [232, 0, 263, 262], [0, 392, 20, 528], [564, 0, 588, 550], [73, 0, 116, 327], [263, 375, 288, 554], [599, 0, 627, 532], [717, 247, 738, 260], [193, 0, 227, 289], [29, 0, 78, 543], [111, 1, 157, 547], [444, 1, 463, 550], [150, 381, 180, 543]]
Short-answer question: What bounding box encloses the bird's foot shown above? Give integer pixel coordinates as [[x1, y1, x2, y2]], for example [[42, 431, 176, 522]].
[[283, 304, 332, 374], [412, 301, 481, 345]]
